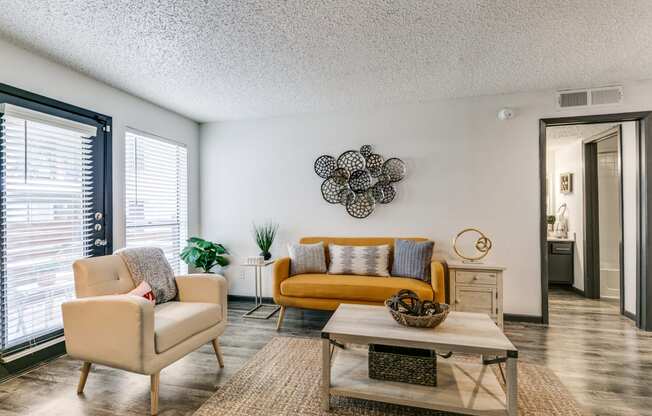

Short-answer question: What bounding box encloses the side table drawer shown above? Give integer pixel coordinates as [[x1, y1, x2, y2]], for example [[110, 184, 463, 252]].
[[455, 271, 497, 285], [454, 285, 497, 316]]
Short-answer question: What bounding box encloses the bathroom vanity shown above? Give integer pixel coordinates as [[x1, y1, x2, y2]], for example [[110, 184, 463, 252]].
[[548, 238, 574, 285]]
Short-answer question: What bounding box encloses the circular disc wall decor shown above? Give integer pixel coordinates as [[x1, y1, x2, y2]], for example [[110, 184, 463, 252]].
[[360, 144, 373, 157], [349, 169, 372, 192], [338, 188, 355, 205], [346, 192, 375, 218], [321, 177, 345, 204], [378, 183, 396, 204], [337, 150, 366, 175], [382, 158, 407, 182], [365, 153, 384, 177], [315, 145, 406, 218], [314, 155, 336, 178]]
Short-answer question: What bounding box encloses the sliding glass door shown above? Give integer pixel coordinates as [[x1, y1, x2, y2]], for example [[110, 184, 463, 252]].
[[0, 90, 111, 356]]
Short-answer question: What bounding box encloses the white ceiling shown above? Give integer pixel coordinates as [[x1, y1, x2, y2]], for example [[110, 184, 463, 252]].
[[2, 1, 652, 122]]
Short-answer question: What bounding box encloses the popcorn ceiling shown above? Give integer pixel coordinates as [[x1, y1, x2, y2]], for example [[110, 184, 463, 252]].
[[0, 0, 651, 122]]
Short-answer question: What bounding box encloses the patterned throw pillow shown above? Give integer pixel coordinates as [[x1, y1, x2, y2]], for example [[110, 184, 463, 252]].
[[288, 242, 327, 275], [127, 281, 156, 303], [116, 247, 178, 304], [328, 244, 390, 277], [391, 239, 435, 282]]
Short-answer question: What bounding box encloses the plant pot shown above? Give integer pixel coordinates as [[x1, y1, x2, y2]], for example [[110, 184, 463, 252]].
[[260, 251, 272, 261]]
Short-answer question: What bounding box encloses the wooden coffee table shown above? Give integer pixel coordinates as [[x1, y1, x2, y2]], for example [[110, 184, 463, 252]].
[[321, 304, 518, 416]]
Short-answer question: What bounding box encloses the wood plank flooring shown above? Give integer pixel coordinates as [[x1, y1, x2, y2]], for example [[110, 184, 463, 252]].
[[0, 288, 649, 415]]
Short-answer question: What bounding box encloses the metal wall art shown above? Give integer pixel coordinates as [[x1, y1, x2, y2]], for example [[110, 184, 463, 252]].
[[314, 145, 406, 218]]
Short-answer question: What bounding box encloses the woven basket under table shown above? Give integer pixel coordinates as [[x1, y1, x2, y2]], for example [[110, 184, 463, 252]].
[[368, 344, 437, 386]]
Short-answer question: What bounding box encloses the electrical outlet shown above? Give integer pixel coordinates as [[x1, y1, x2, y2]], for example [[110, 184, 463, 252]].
[[239, 269, 247, 280]]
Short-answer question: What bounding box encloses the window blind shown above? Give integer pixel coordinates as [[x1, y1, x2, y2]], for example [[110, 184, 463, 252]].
[[0, 104, 97, 352], [125, 131, 188, 274]]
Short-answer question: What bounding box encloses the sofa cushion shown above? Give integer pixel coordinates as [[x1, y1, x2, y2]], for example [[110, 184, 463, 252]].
[[280, 274, 433, 303], [328, 244, 390, 277], [288, 242, 327, 275], [392, 239, 435, 282], [154, 301, 222, 353]]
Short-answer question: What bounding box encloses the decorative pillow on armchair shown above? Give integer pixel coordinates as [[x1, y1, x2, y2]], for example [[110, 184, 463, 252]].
[[328, 244, 390, 277], [391, 239, 435, 282], [288, 242, 327, 275], [127, 281, 156, 303], [115, 247, 177, 304]]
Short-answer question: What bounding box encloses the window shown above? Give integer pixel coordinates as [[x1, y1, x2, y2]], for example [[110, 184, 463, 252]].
[[125, 131, 188, 274], [0, 102, 108, 353]]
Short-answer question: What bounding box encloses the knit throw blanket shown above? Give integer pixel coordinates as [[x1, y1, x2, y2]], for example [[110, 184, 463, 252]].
[[116, 247, 177, 304]]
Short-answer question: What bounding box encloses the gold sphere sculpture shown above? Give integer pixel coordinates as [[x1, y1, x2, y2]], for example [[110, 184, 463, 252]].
[[453, 228, 493, 262]]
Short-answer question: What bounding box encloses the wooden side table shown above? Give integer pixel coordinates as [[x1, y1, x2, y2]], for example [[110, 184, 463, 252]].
[[447, 261, 505, 328], [241, 260, 280, 319]]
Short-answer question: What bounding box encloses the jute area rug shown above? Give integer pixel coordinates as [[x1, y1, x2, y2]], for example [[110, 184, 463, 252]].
[[194, 337, 588, 416]]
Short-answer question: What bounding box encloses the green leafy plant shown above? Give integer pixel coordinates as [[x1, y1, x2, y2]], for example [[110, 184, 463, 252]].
[[180, 237, 229, 273], [253, 221, 278, 260]]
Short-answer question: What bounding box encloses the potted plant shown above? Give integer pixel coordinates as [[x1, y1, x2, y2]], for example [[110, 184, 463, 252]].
[[253, 221, 278, 261], [180, 237, 229, 273]]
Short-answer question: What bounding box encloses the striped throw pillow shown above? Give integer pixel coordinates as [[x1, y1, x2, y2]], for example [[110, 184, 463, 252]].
[[288, 242, 327, 275], [328, 244, 390, 277], [391, 239, 434, 282]]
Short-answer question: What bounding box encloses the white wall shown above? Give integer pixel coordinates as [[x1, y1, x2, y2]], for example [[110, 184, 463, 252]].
[[622, 122, 638, 314], [0, 39, 200, 248], [551, 140, 584, 289], [201, 79, 652, 318]]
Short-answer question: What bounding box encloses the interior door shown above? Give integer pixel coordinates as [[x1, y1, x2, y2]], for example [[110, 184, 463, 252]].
[[0, 92, 111, 354]]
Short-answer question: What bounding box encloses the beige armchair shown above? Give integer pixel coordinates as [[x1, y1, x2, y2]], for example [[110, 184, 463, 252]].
[[62, 254, 228, 415]]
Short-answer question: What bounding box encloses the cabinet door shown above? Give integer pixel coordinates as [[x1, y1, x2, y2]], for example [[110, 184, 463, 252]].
[[455, 285, 497, 317]]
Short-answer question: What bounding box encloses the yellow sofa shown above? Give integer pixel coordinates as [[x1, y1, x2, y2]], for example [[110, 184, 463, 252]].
[[273, 237, 446, 330]]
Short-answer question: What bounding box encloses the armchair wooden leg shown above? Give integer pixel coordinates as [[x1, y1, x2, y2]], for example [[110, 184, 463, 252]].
[[211, 338, 225, 368], [276, 306, 286, 331], [150, 372, 160, 416], [77, 362, 92, 394]]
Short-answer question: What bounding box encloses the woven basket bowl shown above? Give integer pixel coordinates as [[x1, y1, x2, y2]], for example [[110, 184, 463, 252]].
[[384, 300, 450, 329]]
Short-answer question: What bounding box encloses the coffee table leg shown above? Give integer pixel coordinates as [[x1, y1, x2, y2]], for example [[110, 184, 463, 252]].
[[506, 354, 518, 416], [321, 338, 331, 410]]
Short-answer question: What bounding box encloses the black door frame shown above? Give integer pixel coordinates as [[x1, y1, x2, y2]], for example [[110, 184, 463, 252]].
[[582, 127, 625, 309], [540, 112, 652, 331], [0, 83, 113, 377]]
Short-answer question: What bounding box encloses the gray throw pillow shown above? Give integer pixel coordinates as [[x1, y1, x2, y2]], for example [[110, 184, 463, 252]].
[[115, 247, 178, 304], [288, 242, 327, 275], [391, 239, 435, 282]]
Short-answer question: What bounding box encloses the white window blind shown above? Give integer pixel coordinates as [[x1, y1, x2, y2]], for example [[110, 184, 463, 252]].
[[125, 131, 188, 274], [0, 104, 97, 351]]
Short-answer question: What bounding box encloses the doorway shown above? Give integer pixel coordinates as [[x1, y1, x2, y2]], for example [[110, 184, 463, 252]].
[[540, 112, 652, 331], [583, 127, 623, 304]]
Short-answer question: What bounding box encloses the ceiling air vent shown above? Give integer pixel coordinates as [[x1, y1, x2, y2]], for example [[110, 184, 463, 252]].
[[590, 86, 623, 106], [556, 86, 623, 109], [557, 90, 589, 108]]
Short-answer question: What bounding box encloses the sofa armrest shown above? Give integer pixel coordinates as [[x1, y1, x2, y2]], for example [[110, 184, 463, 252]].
[[175, 274, 228, 323], [61, 295, 154, 373], [273, 257, 290, 304], [431, 261, 446, 304]]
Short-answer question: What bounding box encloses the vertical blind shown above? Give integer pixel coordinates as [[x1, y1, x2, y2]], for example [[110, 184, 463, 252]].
[[125, 131, 188, 274], [0, 103, 97, 351]]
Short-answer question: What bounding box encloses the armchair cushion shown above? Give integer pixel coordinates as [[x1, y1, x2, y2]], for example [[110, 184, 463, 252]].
[[154, 302, 222, 353]]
